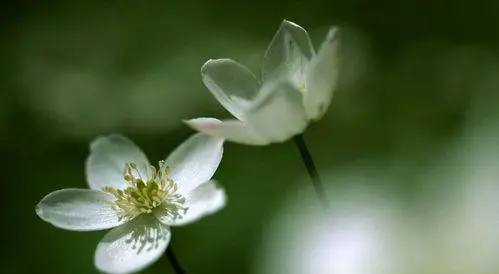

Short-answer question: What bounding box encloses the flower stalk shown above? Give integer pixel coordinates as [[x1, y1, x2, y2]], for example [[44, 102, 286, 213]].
[[293, 134, 329, 208], [166, 246, 186, 274]]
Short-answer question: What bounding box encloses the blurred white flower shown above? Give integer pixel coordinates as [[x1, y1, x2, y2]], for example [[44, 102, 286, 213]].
[[35, 133, 226, 274], [257, 155, 499, 274], [256, 182, 400, 274], [186, 20, 340, 145]]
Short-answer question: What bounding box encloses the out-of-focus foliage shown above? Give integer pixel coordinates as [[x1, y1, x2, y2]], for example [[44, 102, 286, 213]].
[[3, 0, 499, 273]]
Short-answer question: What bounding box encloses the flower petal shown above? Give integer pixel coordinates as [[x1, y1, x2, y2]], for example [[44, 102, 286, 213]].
[[86, 135, 150, 190], [35, 189, 124, 231], [185, 117, 270, 145], [304, 27, 340, 120], [155, 180, 226, 226], [246, 81, 308, 143], [165, 133, 224, 194], [201, 59, 260, 120], [94, 215, 170, 274], [262, 20, 314, 85]]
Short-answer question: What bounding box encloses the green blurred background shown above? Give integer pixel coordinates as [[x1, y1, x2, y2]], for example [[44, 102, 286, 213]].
[[4, 1, 499, 273]]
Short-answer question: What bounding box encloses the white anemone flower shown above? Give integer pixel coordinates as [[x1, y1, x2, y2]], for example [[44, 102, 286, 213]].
[[35, 133, 226, 274], [186, 20, 340, 145]]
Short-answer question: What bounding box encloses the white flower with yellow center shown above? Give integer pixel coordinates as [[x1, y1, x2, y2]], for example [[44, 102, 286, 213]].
[[186, 20, 340, 145], [35, 133, 226, 274]]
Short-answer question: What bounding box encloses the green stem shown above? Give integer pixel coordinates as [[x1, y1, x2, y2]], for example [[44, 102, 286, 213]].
[[293, 134, 330, 208], [166, 246, 186, 274]]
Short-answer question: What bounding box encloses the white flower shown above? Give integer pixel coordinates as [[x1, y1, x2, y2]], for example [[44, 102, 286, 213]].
[[35, 133, 226, 274], [186, 20, 340, 145], [256, 183, 399, 274], [257, 149, 499, 274]]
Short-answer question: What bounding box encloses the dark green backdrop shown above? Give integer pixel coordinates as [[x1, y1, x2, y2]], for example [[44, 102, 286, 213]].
[[3, 1, 499, 273]]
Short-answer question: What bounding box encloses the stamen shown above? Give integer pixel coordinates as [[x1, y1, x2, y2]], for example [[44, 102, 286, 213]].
[[103, 161, 187, 221], [297, 82, 307, 93]]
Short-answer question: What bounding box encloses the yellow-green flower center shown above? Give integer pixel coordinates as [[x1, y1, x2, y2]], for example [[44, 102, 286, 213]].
[[297, 81, 307, 93], [103, 161, 187, 221]]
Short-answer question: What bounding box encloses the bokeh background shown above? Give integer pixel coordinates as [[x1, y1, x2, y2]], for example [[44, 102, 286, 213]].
[[4, 1, 499, 273]]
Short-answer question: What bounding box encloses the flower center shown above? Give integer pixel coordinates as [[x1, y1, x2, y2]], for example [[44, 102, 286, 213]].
[[297, 81, 307, 93], [103, 161, 187, 221]]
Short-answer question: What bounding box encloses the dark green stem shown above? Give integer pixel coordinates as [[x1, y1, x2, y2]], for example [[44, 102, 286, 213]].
[[293, 134, 330, 208], [166, 246, 186, 274]]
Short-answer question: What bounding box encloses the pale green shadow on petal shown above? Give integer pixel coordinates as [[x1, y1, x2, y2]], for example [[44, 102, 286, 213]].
[[184, 117, 270, 146], [94, 215, 170, 274], [201, 59, 261, 121], [155, 180, 226, 226], [304, 27, 341, 121], [86, 134, 151, 190], [35, 188, 125, 231], [262, 20, 314, 85], [246, 81, 308, 143], [165, 133, 224, 194]]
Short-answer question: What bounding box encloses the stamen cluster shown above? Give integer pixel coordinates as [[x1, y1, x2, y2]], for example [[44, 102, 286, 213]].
[[103, 161, 187, 220]]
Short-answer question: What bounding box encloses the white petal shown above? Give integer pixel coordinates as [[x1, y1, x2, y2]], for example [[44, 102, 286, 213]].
[[201, 59, 260, 120], [185, 117, 270, 146], [35, 189, 124, 231], [155, 180, 226, 226], [94, 215, 170, 274], [262, 20, 314, 85], [166, 133, 224, 194], [246, 81, 308, 143], [304, 27, 340, 120], [86, 135, 151, 190]]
